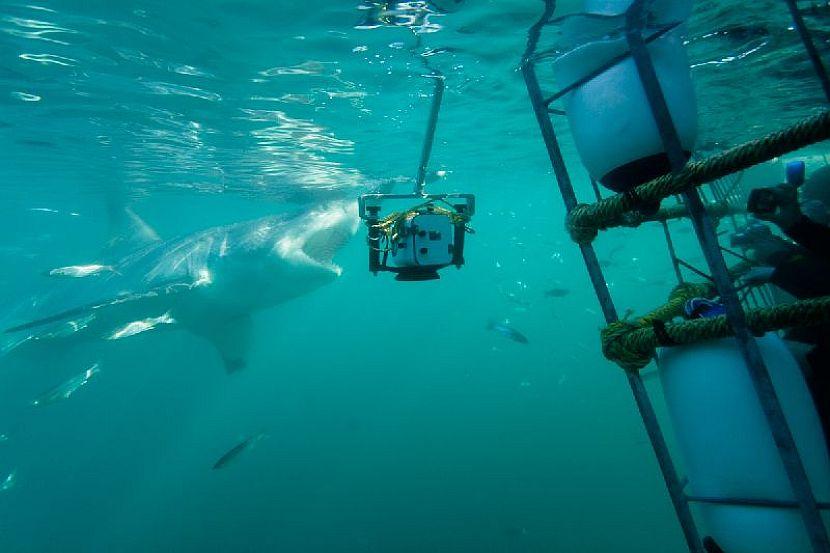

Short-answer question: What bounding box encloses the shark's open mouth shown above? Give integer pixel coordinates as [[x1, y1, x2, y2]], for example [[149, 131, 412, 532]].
[[278, 202, 359, 274], [302, 225, 353, 271]]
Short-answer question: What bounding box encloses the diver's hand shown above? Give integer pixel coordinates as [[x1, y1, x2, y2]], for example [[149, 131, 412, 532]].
[[742, 266, 776, 286], [753, 185, 802, 230]]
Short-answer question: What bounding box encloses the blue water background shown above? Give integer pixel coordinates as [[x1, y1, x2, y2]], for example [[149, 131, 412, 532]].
[[0, 1, 828, 551]]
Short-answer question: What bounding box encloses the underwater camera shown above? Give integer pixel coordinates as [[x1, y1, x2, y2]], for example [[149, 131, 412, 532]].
[[747, 160, 806, 217], [358, 193, 475, 281]]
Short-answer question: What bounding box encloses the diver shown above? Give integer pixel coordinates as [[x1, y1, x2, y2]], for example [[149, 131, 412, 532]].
[[740, 162, 830, 294], [747, 162, 830, 259], [736, 161, 830, 449]]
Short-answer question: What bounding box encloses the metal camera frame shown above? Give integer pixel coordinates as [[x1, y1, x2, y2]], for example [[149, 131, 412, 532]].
[[358, 192, 475, 276]]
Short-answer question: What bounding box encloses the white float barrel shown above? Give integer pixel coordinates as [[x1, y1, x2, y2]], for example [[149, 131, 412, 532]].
[[658, 334, 830, 553], [561, 0, 698, 191]]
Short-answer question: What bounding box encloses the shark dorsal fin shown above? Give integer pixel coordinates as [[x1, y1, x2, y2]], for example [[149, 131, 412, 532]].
[[104, 206, 161, 259]]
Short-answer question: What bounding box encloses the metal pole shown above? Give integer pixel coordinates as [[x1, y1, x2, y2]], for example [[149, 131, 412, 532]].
[[625, 6, 830, 550], [783, 0, 830, 104], [590, 178, 603, 202], [661, 220, 685, 284], [688, 495, 830, 510], [522, 56, 705, 553], [414, 72, 445, 196]]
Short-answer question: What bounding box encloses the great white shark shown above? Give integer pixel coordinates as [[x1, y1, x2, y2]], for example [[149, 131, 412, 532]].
[[3, 199, 361, 372]]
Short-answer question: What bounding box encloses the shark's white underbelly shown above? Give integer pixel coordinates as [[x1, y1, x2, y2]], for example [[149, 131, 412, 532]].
[[173, 254, 338, 324]]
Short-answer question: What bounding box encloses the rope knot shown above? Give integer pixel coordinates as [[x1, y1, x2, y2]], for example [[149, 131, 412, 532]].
[[567, 204, 599, 244], [668, 282, 715, 304], [601, 320, 652, 372]]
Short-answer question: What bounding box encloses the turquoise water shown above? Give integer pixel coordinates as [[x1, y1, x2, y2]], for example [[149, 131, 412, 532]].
[[0, 1, 827, 552]]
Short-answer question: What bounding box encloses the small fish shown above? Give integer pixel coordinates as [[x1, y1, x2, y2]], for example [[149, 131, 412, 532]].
[[18, 138, 56, 148], [212, 433, 266, 470], [0, 434, 7, 443], [32, 363, 101, 407], [544, 287, 570, 298], [108, 312, 175, 340], [598, 243, 625, 268], [47, 264, 115, 278], [486, 321, 529, 344], [1, 470, 16, 491], [425, 169, 448, 184]]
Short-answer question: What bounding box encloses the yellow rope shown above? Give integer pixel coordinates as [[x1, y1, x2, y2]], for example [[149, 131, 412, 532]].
[[371, 201, 472, 247], [567, 110, 830, 244]]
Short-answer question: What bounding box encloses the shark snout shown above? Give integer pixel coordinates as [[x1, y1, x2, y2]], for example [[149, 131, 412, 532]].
[[275, 201, 359, 272]]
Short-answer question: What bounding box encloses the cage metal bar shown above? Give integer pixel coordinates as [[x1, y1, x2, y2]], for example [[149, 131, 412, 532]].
[[688, 495, 830, 510], [661, 220, 685, 284], [783, 0, 830, 103], [521, 7, 704, 550], [624, 1, 830, 549], [590, 178, 603, 202], [674, 257, 713, 282]]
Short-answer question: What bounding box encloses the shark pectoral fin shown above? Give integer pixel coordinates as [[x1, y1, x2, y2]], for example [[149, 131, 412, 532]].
[[204, 314, 252, 374]]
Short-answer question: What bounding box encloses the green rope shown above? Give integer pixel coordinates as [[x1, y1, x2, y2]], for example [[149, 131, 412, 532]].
[[635, 282, 716, 325], [568, 110, 830, 244], [602, 282, 714, 371], [602, 296, 830, 372]]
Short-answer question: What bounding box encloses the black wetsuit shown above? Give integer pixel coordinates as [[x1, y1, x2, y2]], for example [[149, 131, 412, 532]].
[[783, 214, 830, 260], [768, 215, 830, 448]]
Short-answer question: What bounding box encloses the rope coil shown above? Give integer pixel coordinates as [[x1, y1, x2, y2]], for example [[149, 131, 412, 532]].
[[567, 110, 830, 244], [370, 200, 473, 253], [602, 295, 830, 372]]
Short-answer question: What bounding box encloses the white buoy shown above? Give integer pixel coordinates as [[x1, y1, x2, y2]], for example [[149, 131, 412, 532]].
[[658, 334, 830, 553], [554, 0, 698, 191]]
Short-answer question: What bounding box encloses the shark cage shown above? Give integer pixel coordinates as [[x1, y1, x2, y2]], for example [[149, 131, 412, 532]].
[[521, 0, 830, 552]]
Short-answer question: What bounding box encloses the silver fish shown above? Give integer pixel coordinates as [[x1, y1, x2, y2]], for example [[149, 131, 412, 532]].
[[1, 470, 16, 491], [486, 321, 529, 344], [32, 363, 101, 407], [212, 433, 266, 470], [108, 313, 175, 340], [47, 264, 115, 278]]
